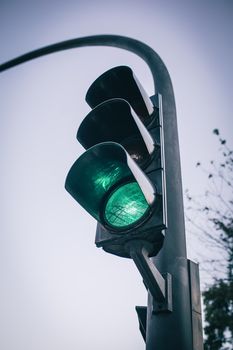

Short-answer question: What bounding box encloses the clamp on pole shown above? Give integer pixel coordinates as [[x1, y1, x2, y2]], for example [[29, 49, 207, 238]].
[[125, 240, 172, 313]]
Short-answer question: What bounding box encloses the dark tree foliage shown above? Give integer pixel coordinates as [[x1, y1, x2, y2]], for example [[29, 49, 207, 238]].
[[185, 129, 233, 350]]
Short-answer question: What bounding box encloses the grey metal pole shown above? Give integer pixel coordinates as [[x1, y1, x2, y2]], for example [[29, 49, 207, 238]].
[[144, 51, 195, 350], [0, 35, 203, 349]]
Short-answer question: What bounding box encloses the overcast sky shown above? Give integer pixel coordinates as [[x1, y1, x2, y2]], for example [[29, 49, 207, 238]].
[[0, 1, 233, 350]]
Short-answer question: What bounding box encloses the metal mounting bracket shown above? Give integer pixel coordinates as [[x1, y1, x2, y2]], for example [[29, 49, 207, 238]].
[[125, 239, 172, 313], [152, 272, 172, 313]]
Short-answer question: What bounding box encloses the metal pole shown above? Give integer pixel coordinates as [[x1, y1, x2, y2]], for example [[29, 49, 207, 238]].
[[0, 35, 203, 349]]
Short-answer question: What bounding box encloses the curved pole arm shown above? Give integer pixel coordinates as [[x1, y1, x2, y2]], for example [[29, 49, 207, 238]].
[[0, 34, 175, 106]]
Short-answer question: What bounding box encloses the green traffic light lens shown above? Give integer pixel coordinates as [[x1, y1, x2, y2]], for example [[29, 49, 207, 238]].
[[104, 182, 150, 229], [65, 142, 155, 229]]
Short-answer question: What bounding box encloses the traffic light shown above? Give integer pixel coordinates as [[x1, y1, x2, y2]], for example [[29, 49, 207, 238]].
[[65, 66, 167, 259], [0, 33, 203, 348]]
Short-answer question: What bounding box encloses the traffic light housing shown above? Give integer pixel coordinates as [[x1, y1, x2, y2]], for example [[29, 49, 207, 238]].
[[65, 66, 167, 258]]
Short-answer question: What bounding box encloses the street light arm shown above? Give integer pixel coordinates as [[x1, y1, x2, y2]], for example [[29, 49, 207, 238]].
[[0, 34, 175, 104]]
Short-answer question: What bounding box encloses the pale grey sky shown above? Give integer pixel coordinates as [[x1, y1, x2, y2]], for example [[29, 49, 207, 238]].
[[0, 1, 232, 349]]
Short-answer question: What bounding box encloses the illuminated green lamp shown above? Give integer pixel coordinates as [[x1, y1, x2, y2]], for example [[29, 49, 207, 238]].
[[105, 182, 148, 228], [65, 142, 155, 232]]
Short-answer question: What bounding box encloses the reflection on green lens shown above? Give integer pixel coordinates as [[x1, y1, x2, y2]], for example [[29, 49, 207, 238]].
[[104, 182, 150, 229]]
